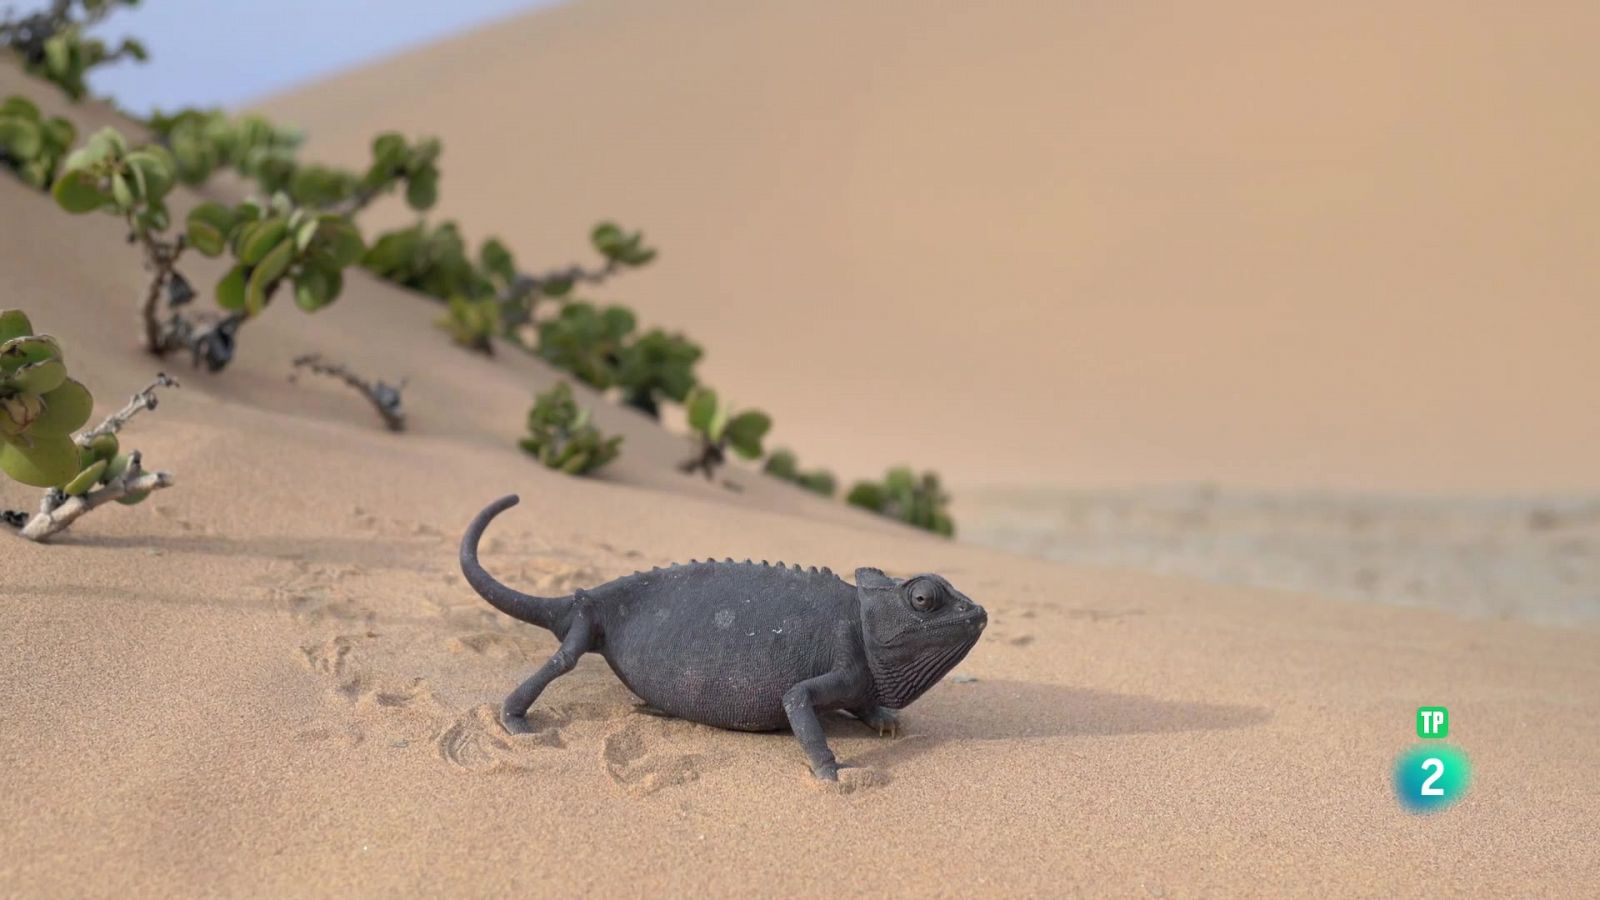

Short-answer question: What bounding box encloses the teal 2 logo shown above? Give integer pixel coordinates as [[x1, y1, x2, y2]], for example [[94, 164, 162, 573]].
[[1394, 706, 1470, 813]]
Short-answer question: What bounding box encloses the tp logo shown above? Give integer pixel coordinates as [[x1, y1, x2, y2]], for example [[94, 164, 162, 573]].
[[1417, 706, 1448, 739], [1396, 706, 1469, 813]]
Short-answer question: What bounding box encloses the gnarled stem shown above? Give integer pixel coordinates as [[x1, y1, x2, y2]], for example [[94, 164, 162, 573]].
[[17, 453, 173, 541], [289, 353, 406, 431]]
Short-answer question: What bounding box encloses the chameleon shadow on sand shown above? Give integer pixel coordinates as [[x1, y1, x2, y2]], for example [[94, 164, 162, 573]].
[[879, 678, 1269, 742]]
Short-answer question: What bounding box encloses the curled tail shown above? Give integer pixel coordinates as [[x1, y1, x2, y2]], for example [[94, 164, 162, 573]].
[[459, 495, 569, 631]]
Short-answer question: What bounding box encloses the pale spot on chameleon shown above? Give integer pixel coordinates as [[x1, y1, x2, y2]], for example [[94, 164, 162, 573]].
[[714, 609, 734, 629]]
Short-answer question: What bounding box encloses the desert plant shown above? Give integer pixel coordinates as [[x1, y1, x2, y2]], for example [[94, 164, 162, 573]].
[[0, 94, 74, 187], [146, 108, 303, 188], [1, 0, 145, 101], [1, 309, 175, 540], [49, 125, 365, 370], [846, 467, 955, 537], [289, 353, 405, 432], [519, 380, 622, 475], [0, 307, 92, 487], [613, 328, 701, 419], [437, 294, 499, 354], [362, 219, 480, 300], [534, 301, 635, 390], [680, 386, 770, 481], [763, 448, 837, 497]]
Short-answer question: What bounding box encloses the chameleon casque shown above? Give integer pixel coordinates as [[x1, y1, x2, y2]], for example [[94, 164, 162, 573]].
[[460, 495, 988, 780]]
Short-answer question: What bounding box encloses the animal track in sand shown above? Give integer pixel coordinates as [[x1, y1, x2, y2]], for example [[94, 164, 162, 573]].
[[600, 718, 707, 797], [298, 633, 374, 698], [435, 704, 563, 773], [816, 766, 892, 795], [447, 631, 537, 661]]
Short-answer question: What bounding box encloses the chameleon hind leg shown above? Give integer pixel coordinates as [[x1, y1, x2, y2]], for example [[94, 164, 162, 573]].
[[501, 604, 594, 735]]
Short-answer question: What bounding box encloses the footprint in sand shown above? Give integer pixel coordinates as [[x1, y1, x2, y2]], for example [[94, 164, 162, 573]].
[[447, 631, 536, 661], [599, 718, 707, 797], [435, 704, 563, 773], [298, 633, 374, 698]]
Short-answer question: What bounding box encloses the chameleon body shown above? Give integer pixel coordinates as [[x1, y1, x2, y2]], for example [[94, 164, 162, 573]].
[[459, 495, 988, 780]]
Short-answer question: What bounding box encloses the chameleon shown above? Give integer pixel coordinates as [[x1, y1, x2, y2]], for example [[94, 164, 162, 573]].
[[459, 494, 988, 780]]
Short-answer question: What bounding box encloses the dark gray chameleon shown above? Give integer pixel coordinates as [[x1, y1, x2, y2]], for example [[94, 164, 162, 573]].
[[459, 495, 988, 780]]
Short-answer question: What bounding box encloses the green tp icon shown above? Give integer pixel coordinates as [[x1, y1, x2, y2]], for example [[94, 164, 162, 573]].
[[1417, 706, 1449, 739]]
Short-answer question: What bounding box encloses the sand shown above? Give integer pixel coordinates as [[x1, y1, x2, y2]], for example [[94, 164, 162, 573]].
[[3, 24, 1599, 900], [261, 0, 1600, 494]]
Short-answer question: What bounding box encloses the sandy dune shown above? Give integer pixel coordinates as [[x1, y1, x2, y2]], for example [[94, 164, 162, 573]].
[[3, 59, 1599, 896], [262, 0, 1600, 493]]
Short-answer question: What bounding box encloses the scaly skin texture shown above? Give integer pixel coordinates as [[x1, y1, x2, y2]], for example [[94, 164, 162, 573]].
[[459, 495, 988, 780]]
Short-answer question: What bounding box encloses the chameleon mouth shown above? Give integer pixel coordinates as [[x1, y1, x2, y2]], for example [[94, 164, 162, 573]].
[[886, 607, 988, 645]]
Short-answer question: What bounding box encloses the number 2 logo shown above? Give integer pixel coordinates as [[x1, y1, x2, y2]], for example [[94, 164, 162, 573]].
[[1395, 744, 1468, 812], [1419, 758, 1445, 796]]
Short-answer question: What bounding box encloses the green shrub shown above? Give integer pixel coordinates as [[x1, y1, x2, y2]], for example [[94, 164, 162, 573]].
[[535, 301, 635, 390], [49, 125, 364, 371], [763, 448, 837, 497], [519, 381, 622, 475], [0, 308, 93, 487], [680, 386, 770, 480], [437, 295, 499, 355], [847, 467, 955, 536], [0, 95, 75, 188], [1, 1, 146, 101], [614, 329, 701, 419], [362, 219, 482, 301]]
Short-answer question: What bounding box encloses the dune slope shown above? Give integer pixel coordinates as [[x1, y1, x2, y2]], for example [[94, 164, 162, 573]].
[[262, 0, 1600, 492], [2, 68, 1598, 896]]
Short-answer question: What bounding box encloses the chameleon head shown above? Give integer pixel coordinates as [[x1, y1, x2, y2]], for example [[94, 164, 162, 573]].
[[855, 568, 988, 709]]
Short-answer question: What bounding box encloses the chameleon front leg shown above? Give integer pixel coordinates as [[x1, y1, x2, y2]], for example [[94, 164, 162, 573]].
[[850, 706, 900, 738], [781, 670, 859, 780], [501, 604, 594, 734]]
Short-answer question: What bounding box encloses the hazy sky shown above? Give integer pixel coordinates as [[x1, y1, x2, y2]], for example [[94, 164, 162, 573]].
[[82, 0, 557, 114]]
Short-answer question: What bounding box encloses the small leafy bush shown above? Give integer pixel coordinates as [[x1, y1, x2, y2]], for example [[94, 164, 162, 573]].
[[763, 448, 837, 497], [535, 302, 635, 390], [0, 308, 93, 487], [1, 308, 176, 542], [847, 467, 955, 537], [0, 95, 75, 188], [1, 1, 146, 101], [614, 329, 701, 419], [362, 219, 480, 301], [437, 295, 500, 354], [147, 109, 303, 188], [680, 386, 770, 480], [519, 381, 622, 475]]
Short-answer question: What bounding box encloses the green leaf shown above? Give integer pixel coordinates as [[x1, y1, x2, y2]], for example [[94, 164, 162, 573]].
[[126, 148, 175, 201], [9, 358, 68, 394], [0, 310, 33, 344], [246, 240, 294, 316], [186, 220, 225, 257], [215, 265, 248, 311], [86, 433, 119, 463], [293, 268, 332, 311], [239, 217, 289, 266], [28, 378, 93, 437], [64, 458, 108, 496], [51, 169, 106, 213], [0, 118, 41, 158], [686, 388, 718, 434], [118, 487, 152, 505], [724, 411, 771, 459], [0, 334, 60, 373], [103, 452, 131, 482], [0, 434, 80, 488], [404, 167, 438, 211], [318, 218, 365, 267], [110, 171, 133, 209]]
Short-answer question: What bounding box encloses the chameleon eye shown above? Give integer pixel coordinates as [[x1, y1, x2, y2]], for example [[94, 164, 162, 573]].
[[908, 580, 941, 611]]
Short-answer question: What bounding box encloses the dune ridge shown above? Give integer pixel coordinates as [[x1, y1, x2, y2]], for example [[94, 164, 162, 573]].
[[262, 0, 1600, 493]]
